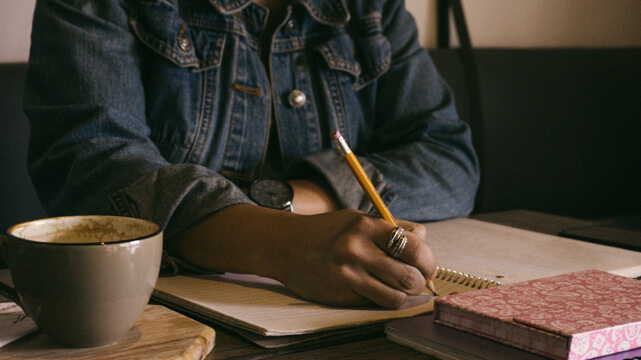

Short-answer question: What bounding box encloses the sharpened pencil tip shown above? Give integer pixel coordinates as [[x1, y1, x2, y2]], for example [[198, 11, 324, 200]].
[[427, 281, 438, 296]]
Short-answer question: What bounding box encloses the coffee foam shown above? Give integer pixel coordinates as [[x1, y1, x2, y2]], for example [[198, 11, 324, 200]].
[[10, 216, 158, 244]]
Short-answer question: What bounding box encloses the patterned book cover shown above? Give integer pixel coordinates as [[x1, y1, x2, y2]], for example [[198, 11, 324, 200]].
[[433, 269, 641, 360]]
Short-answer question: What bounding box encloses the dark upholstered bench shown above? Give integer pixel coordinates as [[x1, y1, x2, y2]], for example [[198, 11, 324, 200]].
[[430, 48, 641, 219]]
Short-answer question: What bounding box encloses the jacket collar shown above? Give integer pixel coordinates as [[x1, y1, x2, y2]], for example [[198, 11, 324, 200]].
[[207, 0, 349, 25]]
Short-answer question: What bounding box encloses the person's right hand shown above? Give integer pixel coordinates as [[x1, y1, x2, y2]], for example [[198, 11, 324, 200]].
[[169, 205, 437, 309], [264, 209, 437, 309]]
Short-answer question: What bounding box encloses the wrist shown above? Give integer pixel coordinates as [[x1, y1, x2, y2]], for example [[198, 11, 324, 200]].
[[248, 178, 294, 212], [167, 204, 298, 279], [289, 178, 339, 215]]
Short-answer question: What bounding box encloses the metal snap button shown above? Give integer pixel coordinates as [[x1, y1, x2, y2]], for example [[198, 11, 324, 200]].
[[288, 90, 306, 108], [177, 23, 192, 52], [284, 19, 295, 33], [178, 37, 192, 52]]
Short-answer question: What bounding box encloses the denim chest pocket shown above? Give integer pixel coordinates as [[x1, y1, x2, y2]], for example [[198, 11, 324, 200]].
[[130, 0, 225, 71], [316, 14, 391, 90], [129, 0, 229, 165]]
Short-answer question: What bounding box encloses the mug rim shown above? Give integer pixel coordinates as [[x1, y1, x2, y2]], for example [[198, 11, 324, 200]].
[[6, 215, 162, 246]]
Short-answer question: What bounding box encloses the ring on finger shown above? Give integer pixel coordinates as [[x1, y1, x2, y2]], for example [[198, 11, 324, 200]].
[[387, 226, 404, 250], [390, 235, 407, 259]]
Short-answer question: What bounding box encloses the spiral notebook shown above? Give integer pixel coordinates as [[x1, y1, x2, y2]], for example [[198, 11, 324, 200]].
[[152, 218, 641, 348], [151, 267, 493, 348]]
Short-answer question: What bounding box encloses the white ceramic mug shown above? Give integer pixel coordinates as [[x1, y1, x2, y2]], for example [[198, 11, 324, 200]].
[[1, 215, 163, 347]]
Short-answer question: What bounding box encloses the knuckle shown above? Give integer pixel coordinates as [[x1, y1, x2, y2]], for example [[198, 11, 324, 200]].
[[334, 263, 353, 281], [349, 213, 375, 233], [399, 266, 424, 292], [414, 223, 427, 240], [402, 238, 423, 264], [338, 238, 366, 264], [402, 237, 437, 280]]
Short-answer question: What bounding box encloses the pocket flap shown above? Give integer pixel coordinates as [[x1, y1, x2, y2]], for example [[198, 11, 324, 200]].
[[130, 1, 225, 71], [316, 16, 391, 90], [316, 32, 362, 79]]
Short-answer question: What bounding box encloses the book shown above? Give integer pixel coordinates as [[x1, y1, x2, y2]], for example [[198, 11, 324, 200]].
[[386, 315, 641, 360], [433, 269, 641, 360], [152, 219, 641, 348]]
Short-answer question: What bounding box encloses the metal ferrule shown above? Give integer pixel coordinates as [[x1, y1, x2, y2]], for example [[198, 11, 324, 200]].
[[332, 135, 351, 156]]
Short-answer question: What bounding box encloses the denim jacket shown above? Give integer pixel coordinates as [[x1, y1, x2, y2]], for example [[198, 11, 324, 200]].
[[24, 0, 479, 241]]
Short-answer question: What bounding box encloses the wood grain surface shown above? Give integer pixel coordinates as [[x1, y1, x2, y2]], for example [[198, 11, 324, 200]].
[[0, 305, 215, 360]]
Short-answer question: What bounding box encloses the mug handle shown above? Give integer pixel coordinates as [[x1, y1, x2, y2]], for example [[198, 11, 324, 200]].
[[0, 234, 21, 305], [0, 281, 20, 305], [0, 234, 7, 264]]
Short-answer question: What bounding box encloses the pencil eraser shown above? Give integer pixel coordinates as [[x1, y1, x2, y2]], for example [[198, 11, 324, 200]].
[[330, 129, 341, 140]]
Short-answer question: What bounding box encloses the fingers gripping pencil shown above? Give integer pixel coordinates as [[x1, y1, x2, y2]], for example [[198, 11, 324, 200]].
[[330, 129, 438, 296]]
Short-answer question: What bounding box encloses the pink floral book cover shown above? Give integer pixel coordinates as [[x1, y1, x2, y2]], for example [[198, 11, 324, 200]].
[[433, 269, 641, 360]]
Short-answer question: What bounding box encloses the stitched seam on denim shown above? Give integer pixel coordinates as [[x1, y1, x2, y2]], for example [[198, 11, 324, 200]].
[[184, 15, 260, 51], [271, 31, 327, 52], [301, 60, 322, 152], [219, 69, 240, 174], [130, 9, 200, 67], [109, 191, 137, 217], [353, 36, 391, 90], [183, 11, 244, 32], [185, 71, 209, 164], [132, 25, 199, 66], [208, 0, 253, 14], [134, 20, 227, 71], [317, 44, 360, 77], [190, 35, 227, 72], [299, 0, 349, 25], [356, 13, 382, 29], [323, 67, 348, 144]]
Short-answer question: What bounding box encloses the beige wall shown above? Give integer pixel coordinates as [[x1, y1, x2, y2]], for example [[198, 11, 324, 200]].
[[0, 0, 36, 63], [1, 0, 640, 63], [451, 0, 641, 48]]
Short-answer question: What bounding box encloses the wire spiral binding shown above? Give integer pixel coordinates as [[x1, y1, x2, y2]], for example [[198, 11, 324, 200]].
[[435, 267, 501, 289]]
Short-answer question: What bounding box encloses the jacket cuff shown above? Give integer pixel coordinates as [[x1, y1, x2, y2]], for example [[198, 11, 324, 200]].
[[286, 149, 397, 214], [109, 163, 254, 241]]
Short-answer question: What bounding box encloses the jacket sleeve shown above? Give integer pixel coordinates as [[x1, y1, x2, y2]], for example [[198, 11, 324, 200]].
[[287, 0, 479, 222], [24, 0, 253, 241]]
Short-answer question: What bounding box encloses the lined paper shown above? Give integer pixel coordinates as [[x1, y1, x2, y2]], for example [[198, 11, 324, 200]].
[[154, 273, 434, 336]]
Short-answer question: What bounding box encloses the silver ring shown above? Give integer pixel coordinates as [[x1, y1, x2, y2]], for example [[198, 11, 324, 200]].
[[387, 226, 404, 249], [391, 235, 407, 259]]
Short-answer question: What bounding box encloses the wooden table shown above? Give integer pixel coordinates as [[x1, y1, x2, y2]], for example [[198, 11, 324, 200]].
[[199, 209, 599, 360], [0, 210, 605, 359]]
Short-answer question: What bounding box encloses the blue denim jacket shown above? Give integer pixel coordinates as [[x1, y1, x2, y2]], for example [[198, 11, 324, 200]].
[[24, 0, 479, 241]]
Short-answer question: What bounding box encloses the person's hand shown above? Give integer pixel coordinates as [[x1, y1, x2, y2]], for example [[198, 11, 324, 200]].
[[268, 209, 437, 309], [169, 205, 436, 309]]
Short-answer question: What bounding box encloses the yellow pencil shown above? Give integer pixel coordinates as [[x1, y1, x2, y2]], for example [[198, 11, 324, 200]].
[[330, 129, 438, 296]]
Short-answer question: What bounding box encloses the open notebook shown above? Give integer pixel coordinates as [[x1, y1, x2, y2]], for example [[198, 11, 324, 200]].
[[152, 218, 641, 348]]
